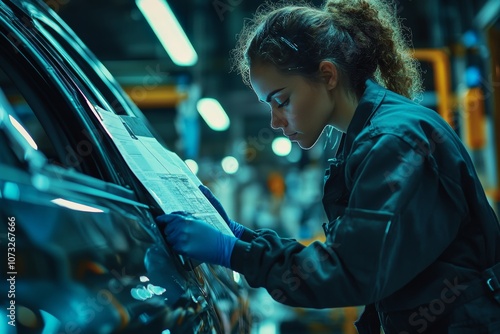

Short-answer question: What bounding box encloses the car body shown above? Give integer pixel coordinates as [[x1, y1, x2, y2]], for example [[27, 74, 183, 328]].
[[0, 0, 251, 333]]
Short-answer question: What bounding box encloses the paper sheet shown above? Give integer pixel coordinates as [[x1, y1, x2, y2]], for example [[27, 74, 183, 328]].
[[95, 107, 233, 236]]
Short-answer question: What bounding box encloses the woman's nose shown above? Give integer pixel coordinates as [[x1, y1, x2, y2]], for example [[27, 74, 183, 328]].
[[270, 109, 287, 130]]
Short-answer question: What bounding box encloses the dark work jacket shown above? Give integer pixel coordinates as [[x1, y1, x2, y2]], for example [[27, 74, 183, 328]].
[[230, 79, 500, 333]]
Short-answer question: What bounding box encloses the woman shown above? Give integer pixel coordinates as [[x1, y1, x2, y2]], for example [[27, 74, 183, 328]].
[[157, 0, 500, 332]]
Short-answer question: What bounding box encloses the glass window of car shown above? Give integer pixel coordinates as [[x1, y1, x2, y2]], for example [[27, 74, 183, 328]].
[[0, 68, 61, 165]]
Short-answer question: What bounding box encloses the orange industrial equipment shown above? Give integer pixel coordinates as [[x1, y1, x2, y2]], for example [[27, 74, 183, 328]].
[[123, 85, 187, 108], [463, 87, 487, 149], [413, 49, 454, 127], [267, 171, 286, 198]]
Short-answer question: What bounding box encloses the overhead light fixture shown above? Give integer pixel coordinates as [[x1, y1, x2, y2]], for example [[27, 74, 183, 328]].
[[136, 0, 198, 66], [196, 98, 230, 131]]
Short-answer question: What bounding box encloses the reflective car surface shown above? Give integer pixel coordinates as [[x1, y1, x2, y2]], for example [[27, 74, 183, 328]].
[[0, 0, 251, 333]]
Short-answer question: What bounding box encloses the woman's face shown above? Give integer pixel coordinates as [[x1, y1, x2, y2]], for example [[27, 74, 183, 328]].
[[249, 62, 345, 149]]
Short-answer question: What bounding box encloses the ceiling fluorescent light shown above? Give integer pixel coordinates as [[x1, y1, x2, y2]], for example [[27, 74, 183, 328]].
[[136, 0, 198, 66], [196, 98, 230, 131]]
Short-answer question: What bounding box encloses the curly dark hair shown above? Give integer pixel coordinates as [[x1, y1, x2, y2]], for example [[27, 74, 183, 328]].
[[230, 0, 422, 100]]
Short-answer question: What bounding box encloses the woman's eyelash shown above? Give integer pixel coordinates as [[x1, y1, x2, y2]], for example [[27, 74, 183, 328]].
[[277, 98, 289, 108]]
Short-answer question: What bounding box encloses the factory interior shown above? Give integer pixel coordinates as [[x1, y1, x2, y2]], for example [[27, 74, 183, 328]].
[[0, 0, 499, 333], [55, 0, 500, 226]]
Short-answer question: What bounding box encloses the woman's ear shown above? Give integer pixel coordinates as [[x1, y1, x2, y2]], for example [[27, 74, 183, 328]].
[[319, 61, 338, 90]]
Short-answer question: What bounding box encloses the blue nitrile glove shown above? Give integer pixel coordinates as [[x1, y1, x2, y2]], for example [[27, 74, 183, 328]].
[[198, 184, 245, 238], [156, 212, 237, 268]]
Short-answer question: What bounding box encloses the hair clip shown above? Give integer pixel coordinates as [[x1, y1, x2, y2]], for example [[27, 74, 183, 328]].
[[279, 36, 299, 52], [287, 66, 304, 71]]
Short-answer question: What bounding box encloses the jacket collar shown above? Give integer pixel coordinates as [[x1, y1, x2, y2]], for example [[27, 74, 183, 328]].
[[341, 79, 386, 157]]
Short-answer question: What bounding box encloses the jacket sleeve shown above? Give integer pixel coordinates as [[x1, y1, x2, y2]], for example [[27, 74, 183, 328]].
[[230, 134, 467, 308]]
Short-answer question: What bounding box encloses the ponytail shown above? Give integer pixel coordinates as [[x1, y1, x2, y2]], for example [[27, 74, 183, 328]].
[[323, 0, 422, 99]]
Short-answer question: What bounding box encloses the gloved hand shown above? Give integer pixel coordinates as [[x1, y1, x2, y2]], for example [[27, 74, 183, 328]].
[[156, 212, 237, 268], [199, 184, 245, 238]]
